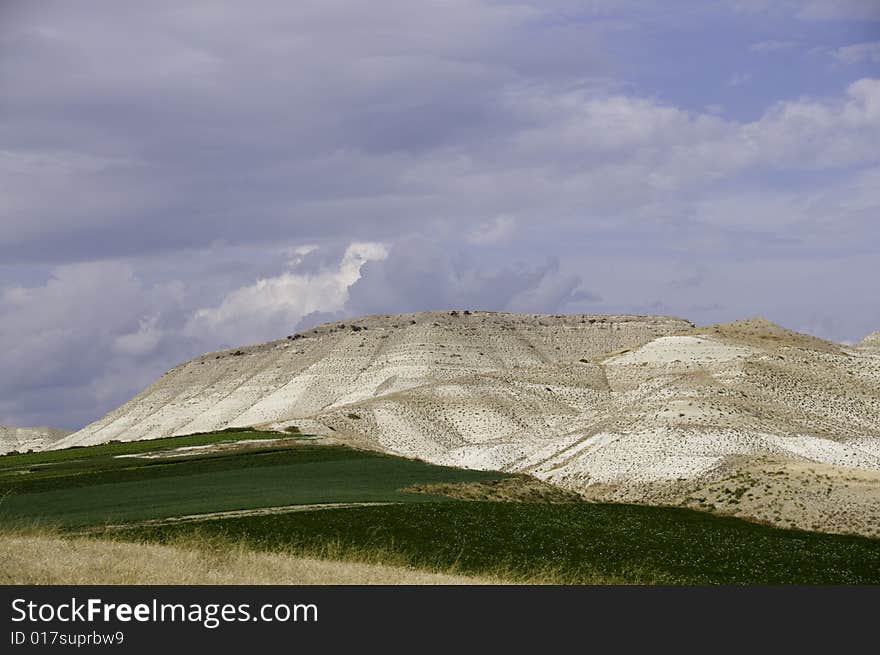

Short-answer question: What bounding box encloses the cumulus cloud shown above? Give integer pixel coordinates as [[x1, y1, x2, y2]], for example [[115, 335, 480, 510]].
[[113, 316, 164, 356], [185, 242, 388, 347], [483, 77, 880, 198], [0, 243, 395, 427], [0, 236, 606, 429]]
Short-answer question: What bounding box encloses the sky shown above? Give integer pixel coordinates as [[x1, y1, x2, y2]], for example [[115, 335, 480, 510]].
[[1, 1, 879, 430]]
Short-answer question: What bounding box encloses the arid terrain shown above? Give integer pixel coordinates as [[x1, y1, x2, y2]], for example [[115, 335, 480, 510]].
[[48, 311, 880, 538], [56, 312, 690, 445], [0, 425, 70, 455]]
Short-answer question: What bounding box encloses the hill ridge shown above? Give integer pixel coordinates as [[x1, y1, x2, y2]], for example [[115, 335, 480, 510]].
[[55, 312, 691, 449]]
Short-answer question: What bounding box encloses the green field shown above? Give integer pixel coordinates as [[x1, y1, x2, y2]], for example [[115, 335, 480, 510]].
[[0, 427, 270, 467], [126, 501, 880, 585], [0, 430, 508, 527], [2, 429, 879, 584]]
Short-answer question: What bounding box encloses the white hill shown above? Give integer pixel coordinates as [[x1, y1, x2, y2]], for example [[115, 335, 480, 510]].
[[0, 426, 71, 455], [314, 318, 880, 536], [55, 312, 689, 447], [49, 312, 880, 536]]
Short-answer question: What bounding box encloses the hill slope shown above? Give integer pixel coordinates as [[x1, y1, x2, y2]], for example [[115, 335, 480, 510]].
[[49, 312, 880, 537], [55, 312, 690, 447], [315, 318, 880, 536], [857, 331, 880, 351], [0, 426, 71, 455]]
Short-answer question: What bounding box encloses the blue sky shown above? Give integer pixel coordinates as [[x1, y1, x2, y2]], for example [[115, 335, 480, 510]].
[[1, 1, 878, 429]]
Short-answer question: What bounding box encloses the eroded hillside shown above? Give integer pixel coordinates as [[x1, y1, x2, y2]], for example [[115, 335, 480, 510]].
[[55, 312, 690, 447], [315, 319, 880, 537], [0, 426, 71, 455], [858, 331, 880, 351], [50, 312, 880, 537]]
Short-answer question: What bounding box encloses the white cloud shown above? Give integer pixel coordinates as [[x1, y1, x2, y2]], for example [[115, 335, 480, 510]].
[[500, 77, 880, 187], [184, 242, 388, 346], [741, 78, 880, 168], [113, 316, 164, 356], [281, 245, 320, 263]]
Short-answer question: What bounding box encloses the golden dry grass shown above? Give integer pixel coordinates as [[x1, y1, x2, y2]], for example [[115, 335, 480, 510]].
[[0, 530, 503, 585], [403, 476, 583, 503], [686, 317, 841, 353], [681, 458, 880, 538]]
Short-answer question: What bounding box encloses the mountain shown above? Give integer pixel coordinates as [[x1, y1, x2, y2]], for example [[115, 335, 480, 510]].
[[0, 426, 72, 455]]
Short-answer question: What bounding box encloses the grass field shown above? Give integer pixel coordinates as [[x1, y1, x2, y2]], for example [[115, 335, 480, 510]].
[[2, 429, 879, 584], [0, 427, 269, 466], [0, 531, 499, 585], [122, 501, 880, 585], [0, 430, 508, 527]]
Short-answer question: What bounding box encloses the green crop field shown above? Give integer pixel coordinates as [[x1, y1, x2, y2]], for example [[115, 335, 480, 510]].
[[126, 501, 880, 585], [3, 428, 879, 584], [0, 427, 271, 467], [0, 430, 508, 527]]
